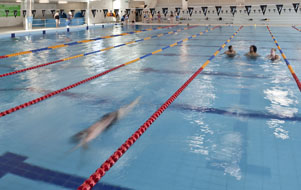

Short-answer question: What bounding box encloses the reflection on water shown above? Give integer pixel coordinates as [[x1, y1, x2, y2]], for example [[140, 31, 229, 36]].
[[264, 87, 298, 107], [209, 132, 242, 180], [187, 51, 247, 181], [188, 120, 213, 156], [266, 104, 298, 118], [263, 59, 299, 140], [267, 119, 289, 140], [189, 134, 208, 155], [264, 87, 298, 119]]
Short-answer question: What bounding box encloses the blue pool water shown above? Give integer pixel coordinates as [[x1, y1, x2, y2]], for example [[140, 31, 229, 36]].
[[0, 24, 301, 190]]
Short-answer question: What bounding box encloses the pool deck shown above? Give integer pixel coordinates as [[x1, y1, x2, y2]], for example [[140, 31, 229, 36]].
[[0, 23, 118, 38], [0, 22, 298, 37], [0, 26, 24, 33]]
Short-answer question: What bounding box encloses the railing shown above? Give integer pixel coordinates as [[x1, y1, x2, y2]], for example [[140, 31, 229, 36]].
[[32, 18, 85, 27]]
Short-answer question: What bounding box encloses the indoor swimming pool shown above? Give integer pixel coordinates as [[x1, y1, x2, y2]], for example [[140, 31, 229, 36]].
[[0, 24, 301, 190]]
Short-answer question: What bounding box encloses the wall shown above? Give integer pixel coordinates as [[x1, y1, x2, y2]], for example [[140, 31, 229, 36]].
[[233, 4, 301, 25], [0, 1, 120, 28], [157, 0, 181, 7], [129, 1, 144, 8], [32, 3, 56, 19], [89, 0, 114, 24], [0, 3, 23, 27], [154, 2, 301, 25], [88, 0, 137, 24], [147, 0, 157, 8], [185, 0, 298, 6], [132, 0, 158, 8], [32, 2, 87, 19]]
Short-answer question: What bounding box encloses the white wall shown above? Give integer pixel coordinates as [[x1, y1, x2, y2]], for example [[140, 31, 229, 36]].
[[147, 0, 157, 8], [157, 0, 181, 7], [32, 2, 87, 19], [233, 4, 301, 25], [32, 3, 56, 18], [129, 1, 144, 8], [186, 0, 299, 5], [0, 3, 23, 27], [155, 2, 301, 25], [89, 0, 114, 24]]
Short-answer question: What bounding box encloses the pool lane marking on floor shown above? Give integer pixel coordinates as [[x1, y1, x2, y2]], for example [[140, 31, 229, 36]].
[[4, 86, 301, 122], [0, 25, 177, 60], [77, 26, 244, 190], [0, 26, 198, 78], [0, 26, 219, 118], [0, 152, 131, 190], [292, 26, 301, 32], [267, 26, 301, 92]]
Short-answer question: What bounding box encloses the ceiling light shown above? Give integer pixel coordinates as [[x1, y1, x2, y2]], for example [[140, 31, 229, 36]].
[[39, 0, 49, 3], [58, 1, 68, 4]]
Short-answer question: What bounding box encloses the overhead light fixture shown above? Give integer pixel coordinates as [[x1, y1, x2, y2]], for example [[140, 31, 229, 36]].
[[58, 1, 67, 4], [16, 0, 22, 2], [39, 0, 49, 3]]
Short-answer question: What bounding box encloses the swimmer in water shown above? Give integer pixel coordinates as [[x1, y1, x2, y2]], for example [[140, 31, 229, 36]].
[[267, 48, 280, 61], [224, 45, 236, 57], [69, 96, 141, 152], [245, 45, 260, 58]]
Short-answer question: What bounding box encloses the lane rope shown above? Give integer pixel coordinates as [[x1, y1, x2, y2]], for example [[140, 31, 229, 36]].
[[0, 26, 220, 118], [0, 26, 198, 78], [267, 26, 301, 91], [292, 26, 301, 32], [0, 25, 177, 60], [77, 26, 244, 190]]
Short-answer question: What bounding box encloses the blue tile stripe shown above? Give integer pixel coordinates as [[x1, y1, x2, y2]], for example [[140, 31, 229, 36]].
[[2, 85, 300, 122], [0, 152, 132, 190]]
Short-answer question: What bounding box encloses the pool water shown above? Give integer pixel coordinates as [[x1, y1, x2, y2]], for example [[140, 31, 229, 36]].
[[0, 24, 301, 190]]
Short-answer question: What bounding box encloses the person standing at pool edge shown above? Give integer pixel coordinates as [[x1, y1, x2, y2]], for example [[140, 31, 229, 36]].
[[67, 11, 72, 26], [224, 45, 236, 57], [157, 11, 161, 23], [54, 11, 60, 27], [245, 45, 259, 58]]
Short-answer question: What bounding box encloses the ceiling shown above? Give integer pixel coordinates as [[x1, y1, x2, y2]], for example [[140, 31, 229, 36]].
[[0, 0, 92, 2]]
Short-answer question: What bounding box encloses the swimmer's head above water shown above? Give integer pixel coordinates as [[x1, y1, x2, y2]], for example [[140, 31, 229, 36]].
[[245, 45, 259, 58], [225, 45, 236, 57], [268, 48, 280, 61], [250, 45, 257, 53]]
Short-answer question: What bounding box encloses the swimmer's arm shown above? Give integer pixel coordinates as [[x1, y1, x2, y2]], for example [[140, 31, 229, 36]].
[[266, 55, 271, 60]]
